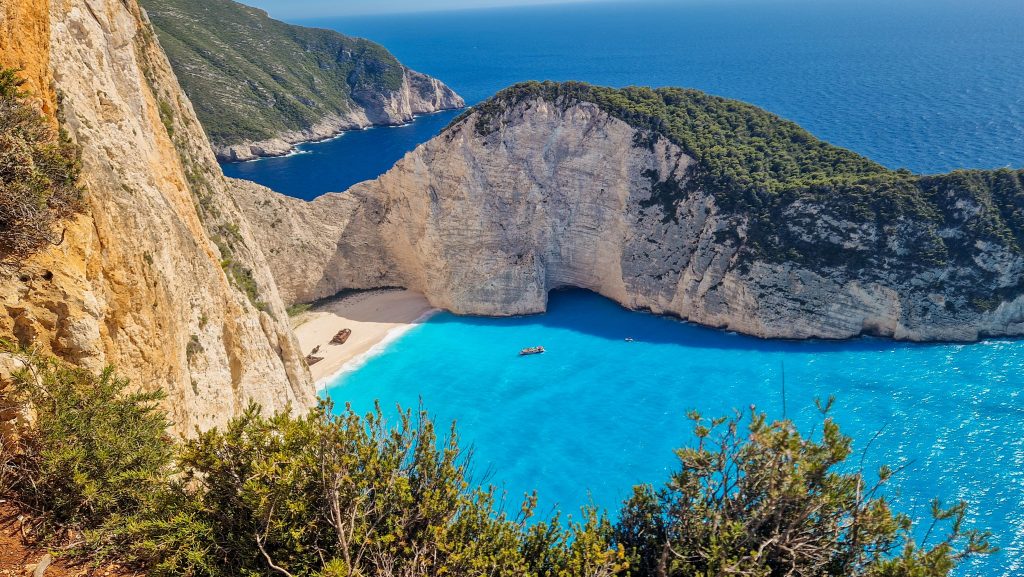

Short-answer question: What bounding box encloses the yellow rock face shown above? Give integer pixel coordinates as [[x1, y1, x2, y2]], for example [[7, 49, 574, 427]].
[[0, 0, 55, 117], [0, 0, 314, 434]]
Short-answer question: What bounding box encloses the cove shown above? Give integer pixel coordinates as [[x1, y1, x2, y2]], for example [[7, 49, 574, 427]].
[[323, 289, 1024, 577], [220, 109, 463, 200]]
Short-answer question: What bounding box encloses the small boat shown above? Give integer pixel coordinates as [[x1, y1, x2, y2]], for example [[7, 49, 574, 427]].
[[519, 346, 545, 356], [331, 328, 352, 345], [624, 337, 634, 342]]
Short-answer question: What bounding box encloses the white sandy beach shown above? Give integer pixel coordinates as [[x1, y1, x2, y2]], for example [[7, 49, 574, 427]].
[[291, 289, 435, 386]]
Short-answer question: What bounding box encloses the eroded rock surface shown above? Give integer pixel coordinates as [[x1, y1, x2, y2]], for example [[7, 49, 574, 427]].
[[1, 0, 315, 434], [237, 97, 1024, 342]]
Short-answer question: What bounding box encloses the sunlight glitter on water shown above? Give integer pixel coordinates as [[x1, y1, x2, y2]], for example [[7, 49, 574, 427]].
[[324, 290, 1024, 577]]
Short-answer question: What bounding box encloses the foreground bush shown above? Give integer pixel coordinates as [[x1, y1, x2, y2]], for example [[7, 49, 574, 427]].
[[150, 402, 623, 577], [615, 403, 993, 576], [0, 346, 174, 559], [0, 349, 993, 576], [0, 67, 83, 268]]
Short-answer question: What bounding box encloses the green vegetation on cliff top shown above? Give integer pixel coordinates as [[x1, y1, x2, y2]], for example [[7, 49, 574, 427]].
[[467, 81, 895, 201], [460, 82, 1024, 281], [141, 0, 413, 147]]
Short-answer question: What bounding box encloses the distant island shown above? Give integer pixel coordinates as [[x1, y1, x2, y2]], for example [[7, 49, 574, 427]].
[[141, 0, 464, 161], [237, 81, 1024, 342]]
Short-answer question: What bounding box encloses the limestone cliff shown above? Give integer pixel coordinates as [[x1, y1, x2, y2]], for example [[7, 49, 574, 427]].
[[0, 0, 315, 433], [236, 82, 1024, 342], [140, 0, 464, 162]]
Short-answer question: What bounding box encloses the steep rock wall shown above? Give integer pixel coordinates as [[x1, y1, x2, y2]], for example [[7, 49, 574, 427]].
[[0, 0, 315, 433], [237, 98, 1024, 342]]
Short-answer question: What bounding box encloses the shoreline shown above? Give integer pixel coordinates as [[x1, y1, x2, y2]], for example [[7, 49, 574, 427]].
[[314, 307, 438, 391], [290, 289, 436, 389], [217, 107, 467, 164]]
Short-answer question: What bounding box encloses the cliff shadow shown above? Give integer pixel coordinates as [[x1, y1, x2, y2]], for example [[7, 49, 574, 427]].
[[424, 288, 970, 354]]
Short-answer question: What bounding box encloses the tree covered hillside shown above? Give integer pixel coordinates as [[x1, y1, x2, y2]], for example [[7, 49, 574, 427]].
[[141, 0, 461, 151]]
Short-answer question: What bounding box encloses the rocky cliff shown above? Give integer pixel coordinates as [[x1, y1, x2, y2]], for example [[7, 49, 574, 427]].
[[0, 0, 315, 433], [141, 0, 464, 162], [236, 82, 1024, 342]]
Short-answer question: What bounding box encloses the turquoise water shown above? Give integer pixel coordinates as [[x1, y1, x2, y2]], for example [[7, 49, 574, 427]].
[[324, 291, 1024, 576], [242, 2, 1024, 573], [227, 0, 1024, 198]]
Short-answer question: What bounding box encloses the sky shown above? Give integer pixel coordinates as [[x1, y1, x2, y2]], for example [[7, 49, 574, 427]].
[[236, 0, 602, 19]]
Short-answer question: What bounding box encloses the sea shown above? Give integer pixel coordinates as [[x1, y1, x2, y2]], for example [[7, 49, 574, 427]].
[[225, 1, 1024, 573]]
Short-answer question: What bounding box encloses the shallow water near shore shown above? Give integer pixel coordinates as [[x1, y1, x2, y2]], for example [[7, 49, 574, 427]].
[[324, 290, 1024, 576]]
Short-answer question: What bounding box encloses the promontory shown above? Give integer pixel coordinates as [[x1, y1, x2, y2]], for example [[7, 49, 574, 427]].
[[140, 0, 464, 161], [236, 81, 1024, 342]]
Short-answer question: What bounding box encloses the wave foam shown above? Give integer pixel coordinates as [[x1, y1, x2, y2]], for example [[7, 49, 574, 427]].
[[315, 308, 439, 391]]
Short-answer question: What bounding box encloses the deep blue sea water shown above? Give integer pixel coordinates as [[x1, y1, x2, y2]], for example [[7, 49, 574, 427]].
[[236, 2, 1024, 573], [226, 0, 1024, 198], [324, 291, 1024, 576], [221, 110, 461, 200]]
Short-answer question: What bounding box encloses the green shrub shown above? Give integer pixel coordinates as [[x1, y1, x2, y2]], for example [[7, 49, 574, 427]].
[[0, 68, 84, 268], [615, 402, 994, 577], [286, 303, 312, 317], [212, 222, 269, 313], [159, 99, 176, 138], [154, 401, 620, 577], [0, 344, 174, 560]]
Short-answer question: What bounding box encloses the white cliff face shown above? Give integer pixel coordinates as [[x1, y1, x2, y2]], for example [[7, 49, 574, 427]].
[[1, 0, 316, 434], [216, 68, 465, 162], [235, 98, 1024, 342]]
